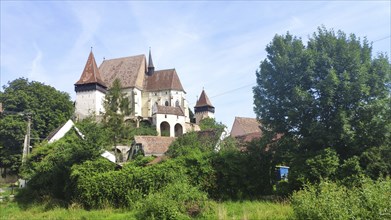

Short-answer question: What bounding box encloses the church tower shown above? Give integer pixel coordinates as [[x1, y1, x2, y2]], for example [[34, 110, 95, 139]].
[[194, 89, 215, 124], [74, 50, 107, 120]]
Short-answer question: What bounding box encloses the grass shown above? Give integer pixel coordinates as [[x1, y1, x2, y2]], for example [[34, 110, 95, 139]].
[[1, 200, 293, 220], [0, 202, 138, 220], [207, 200, 293, 220]]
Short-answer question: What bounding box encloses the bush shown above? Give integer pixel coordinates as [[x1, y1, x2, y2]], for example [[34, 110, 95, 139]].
[[175, 150, 217, 196], [291, 177, 391, 219], [211, 146, 273, 200], [275, 180, 290, 197], [73, 159, 186, 209], [137, 180, 209, 220]]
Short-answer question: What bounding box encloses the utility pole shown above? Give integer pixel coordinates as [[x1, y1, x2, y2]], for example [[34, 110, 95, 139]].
[[1, 105, 33, 188], [22, 114, 32, 165], [20, 113, 32, 188], [26, 114, 31, 156]]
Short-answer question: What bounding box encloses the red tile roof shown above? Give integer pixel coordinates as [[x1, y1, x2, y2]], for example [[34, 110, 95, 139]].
[[75, 51, 107, 87], [156, 105, 185, 116], [77, 51, 186, 93], [145, 69, 184, 92], [195, 90, 213, 107], [231, 117, 262, 137], [99, 55, 146, 89], [134, 136, 176, 156]]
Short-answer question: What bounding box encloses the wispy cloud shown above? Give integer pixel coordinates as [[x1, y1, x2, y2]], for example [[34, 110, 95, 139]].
[[28, 44, 44, 79]]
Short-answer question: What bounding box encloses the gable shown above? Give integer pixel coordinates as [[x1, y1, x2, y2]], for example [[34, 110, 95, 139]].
[[231, 117, 262, 137]]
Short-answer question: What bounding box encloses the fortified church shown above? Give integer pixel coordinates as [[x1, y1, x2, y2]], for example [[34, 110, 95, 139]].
[[74, 49, 215, 137]]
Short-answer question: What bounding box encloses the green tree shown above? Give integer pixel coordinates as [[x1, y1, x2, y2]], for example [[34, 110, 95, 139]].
[[20, 119, 107, 201], [0, 78, 73, 175], [102, 78, 131, 160], [199, 118, 226, 131], [253, 27, 390, 184]]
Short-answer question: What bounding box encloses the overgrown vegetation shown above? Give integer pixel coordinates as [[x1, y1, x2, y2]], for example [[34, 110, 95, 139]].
[[291, 178, 391, 219], [1, 200, 293, 220]]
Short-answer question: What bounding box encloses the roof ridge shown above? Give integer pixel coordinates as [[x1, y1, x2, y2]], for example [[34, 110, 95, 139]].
[[102, 54, 145, 62]]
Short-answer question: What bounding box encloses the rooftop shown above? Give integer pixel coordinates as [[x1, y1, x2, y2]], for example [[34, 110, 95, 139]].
[[195, 90, 213, 107], [134, 136, 176, 156]]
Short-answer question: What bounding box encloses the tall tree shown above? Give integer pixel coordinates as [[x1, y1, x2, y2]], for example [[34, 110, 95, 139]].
[[0, 78, 74, 175], [253, 27, 390, 183], [102, 78, 131, 160], [199, 118, 226, 131]]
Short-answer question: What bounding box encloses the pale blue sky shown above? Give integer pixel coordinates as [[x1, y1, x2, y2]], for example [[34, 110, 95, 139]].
[[1, 1, 390, 129]]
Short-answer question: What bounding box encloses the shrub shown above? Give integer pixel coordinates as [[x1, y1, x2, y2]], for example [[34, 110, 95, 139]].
[[211, 146, 273, 200], [275, 180, 290, 197], [73, 159, 186, 209], [175, 150, 217, 196], [137, 180, 209, 220], [291, 177, 391, 219]]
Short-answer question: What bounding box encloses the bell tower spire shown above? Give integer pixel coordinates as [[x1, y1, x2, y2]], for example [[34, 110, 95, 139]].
[[147, 47, 155, 76], [74, 50, 107, 120], [194, 89, 215, 124]]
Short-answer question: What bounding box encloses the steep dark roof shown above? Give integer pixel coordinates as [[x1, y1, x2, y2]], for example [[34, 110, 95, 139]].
[[75, 51, 107, 87], [148, 49, 154, 69], [134, 136, 176, 156], [99, 55, 146, 89], [145, 69, 184, 91], [156, 105, 185, 116], [195, 90, 213, 107]]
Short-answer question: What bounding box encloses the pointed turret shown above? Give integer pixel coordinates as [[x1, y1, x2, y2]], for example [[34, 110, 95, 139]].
[[194, 89, 215, 124], [147, 48, 155, 76], [75, 51, 107, 93], [74, 50, 107, 120], [195, 90, 214, 109]]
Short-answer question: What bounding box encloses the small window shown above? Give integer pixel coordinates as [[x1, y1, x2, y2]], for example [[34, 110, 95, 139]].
[[175, 100, 180, 107], [165, 114, 167, 118], [165, 101, 169, 106]]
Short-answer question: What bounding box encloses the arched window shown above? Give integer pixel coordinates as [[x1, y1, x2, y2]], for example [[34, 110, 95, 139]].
[[165, 100, 169, 106], [175, 100, 180, 107]]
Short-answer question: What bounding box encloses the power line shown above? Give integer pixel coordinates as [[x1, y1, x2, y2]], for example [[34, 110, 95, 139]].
[[190, 82, 256, 105], [190, 35, 390, 105], [373, 35, 391, 43], [210, 82, 256, 99]]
